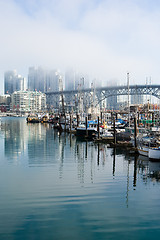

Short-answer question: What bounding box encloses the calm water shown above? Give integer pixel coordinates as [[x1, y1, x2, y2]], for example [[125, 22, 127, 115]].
[[0, 117, 160, 240]]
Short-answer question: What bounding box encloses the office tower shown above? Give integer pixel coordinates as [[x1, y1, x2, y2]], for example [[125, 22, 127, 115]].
[[28, 67, 45, 92], [65, 69, 90, 91], [4, 70, 26, 94], [46, 70, 61, 92], [28, 67, 61, 93], [65, 69, 75, 91]]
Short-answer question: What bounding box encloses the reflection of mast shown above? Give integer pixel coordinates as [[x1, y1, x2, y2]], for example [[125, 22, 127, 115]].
[[133, 155, 138, 188], [85, 141, 87, 159], [90, 142, 94, 183], [113, 148, 116, 176], [97, 143, 100, 165], [58, 133, 65, 179], [126, 160, 130, 208], [76, 142, 85, 184]]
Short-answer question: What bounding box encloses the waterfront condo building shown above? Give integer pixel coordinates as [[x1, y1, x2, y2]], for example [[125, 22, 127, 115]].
[[11, 91, 46, 112]]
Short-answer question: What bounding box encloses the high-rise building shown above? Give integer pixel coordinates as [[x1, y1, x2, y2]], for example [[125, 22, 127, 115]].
[[65, 69, 90, 91], [65, 69, 75, 91], [4, 70, 16, 94], [28, 67, 62, 93], [4, 70, 26, 94], [28, 67, 45, 92], [46, 70, 61, 92]]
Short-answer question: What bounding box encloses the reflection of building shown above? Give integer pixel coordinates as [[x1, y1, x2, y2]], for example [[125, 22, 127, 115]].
[[2, 118, 26, 158], [11, 91, 46, 112], [2, 117, 64, 164], [28, 67, 62, 93], [27, 125, 62, 165], [4, 70, 27, 94]]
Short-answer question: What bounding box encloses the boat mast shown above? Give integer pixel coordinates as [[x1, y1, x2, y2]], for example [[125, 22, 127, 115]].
[[59, 76, 65, 116], [127, 72, 130, 127]]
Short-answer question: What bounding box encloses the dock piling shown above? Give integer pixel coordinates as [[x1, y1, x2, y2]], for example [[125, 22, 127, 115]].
[[134, 116, 137, 148], [85, 116, 88, 137], [113, 117, 116, 144], [70, 114, 72, 132], [77, 114, 79, 127]]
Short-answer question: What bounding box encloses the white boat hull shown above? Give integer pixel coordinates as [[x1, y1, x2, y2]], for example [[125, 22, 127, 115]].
[[137, 146, 149, 157], [149, 148, 160, 160], [60, 123, 69, 130]]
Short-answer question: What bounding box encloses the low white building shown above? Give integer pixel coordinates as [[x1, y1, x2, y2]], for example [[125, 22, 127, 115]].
[[11, 91, 46, 112]]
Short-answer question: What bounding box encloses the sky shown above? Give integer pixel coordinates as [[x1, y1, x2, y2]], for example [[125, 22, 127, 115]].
[[0, 0, 160, 94]]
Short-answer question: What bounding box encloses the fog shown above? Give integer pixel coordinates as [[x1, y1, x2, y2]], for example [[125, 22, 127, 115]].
[[0, 0, 160, 93]]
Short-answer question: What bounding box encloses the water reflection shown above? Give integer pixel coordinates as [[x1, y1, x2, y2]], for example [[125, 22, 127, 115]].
[[112, 147, 116, 176], [1, 118, 160, 239], [133, 155, 138, 188], [148, 161, 160, 182], [0, 117, 26, 159], [1, 117, 160, 185]]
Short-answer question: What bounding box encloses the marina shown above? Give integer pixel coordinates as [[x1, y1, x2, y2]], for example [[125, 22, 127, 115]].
[[1, 1, 160, 239], [24, 106, 160, 161]]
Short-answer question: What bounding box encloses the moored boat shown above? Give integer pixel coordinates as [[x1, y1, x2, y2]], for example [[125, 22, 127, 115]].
[[149, 147, 160, 160], [76, 127, 97, 139], [137, 133, 160, 158], [76, 120, 101, 139], [26, 114, 40, 123], [41, 115, 49, 123], [137, 135, 156, 157]]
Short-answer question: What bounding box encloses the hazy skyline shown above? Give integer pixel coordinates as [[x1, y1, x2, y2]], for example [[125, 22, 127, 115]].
[[0, 0, 160, 94]]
